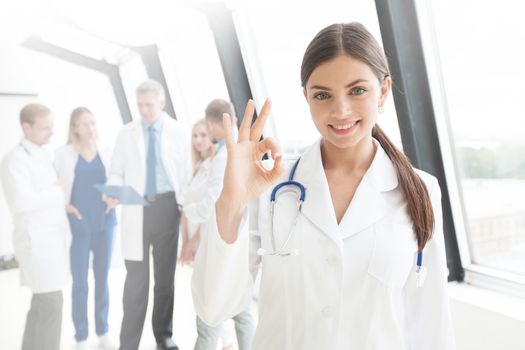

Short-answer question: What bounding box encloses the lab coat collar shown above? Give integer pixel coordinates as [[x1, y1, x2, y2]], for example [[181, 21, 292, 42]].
[[131, 111, 174, 174], [296, 137, 398, 245], [141, 112, 165, 132], [20, 138, 50, 160], [130, 117, 148, 171]]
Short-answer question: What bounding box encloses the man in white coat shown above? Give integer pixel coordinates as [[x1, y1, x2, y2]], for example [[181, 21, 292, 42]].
[[105, 80, 191, 350], [184, 99, 255, 350], [1, 103, 69, 350]]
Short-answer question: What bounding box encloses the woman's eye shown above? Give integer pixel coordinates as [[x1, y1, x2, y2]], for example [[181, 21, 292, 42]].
[[351, 87, 367, 95], [314, 92, 330, 100]]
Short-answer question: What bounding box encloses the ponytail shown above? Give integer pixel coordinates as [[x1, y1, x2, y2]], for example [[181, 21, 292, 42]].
[[372, 125, 435, 251]]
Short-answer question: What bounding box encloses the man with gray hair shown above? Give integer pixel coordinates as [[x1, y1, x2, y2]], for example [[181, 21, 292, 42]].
[[105, 80, 191, 350]]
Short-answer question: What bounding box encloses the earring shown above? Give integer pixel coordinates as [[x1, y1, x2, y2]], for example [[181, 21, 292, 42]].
[[378, 106, 384, 114]]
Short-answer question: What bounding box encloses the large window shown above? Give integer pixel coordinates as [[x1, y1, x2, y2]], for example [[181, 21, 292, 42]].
[[158, 4, 230, 126], [426, 0, 525, 278]]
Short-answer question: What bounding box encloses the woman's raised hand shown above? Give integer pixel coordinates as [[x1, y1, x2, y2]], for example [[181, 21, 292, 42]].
[[216, 99, 284, 243], [221, 99, 284, 203]]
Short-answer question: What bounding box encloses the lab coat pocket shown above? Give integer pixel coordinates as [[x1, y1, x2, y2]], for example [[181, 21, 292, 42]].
[[367, 221, 418, 288]]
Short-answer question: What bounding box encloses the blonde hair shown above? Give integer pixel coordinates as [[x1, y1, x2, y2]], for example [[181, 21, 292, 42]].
[[191, 119, 216, 175], [67, 106, 96, 145]]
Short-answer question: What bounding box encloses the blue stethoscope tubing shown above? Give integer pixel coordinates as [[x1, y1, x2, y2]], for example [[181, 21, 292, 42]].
[[266, 157, 425, 284]]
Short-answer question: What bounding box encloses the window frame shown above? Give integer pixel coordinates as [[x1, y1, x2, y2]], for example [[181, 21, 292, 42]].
[[411, 0, 525, 297]]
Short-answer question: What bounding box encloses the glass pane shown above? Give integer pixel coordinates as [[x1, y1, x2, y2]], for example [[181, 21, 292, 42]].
[[36, 19, 133, 64], [430, 0, 525, 275], [157, 4, 230, 126]]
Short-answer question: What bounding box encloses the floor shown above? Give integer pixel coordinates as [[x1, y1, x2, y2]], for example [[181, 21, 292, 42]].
[[0, 259, 245, 350]]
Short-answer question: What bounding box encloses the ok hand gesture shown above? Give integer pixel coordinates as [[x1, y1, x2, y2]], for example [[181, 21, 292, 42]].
[[216, 99, 284, 243]]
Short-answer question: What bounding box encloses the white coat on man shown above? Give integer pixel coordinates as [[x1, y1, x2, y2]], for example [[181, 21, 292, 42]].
[[1, 138, 69, 293], [192, 138, 456, 350], [106, 112, 191, 261]]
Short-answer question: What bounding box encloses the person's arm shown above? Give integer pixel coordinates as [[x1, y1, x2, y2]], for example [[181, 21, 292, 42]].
[[177, 126, 193, 206], [191, 200, 259, 326], [54, 147, 82, 219], [181, 213, 189, 245], [191, 99, 283, 326], [183, 153, 227, 225], [1, 155, 65, 215], [103, 129, 126, 211], [106, 129, 126, 186], [182, 227, 201, 264], [179, 213, 194, 265], [187, 227, 201, 252], [402, 176, 456, 350]]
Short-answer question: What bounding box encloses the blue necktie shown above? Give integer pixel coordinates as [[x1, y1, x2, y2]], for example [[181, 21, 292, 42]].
[[146, 126, 157, 196]]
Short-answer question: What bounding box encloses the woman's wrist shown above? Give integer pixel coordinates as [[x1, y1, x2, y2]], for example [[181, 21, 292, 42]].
[[215, 193, 246, 244]]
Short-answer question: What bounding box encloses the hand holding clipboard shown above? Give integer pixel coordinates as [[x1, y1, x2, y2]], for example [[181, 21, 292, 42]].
[[94, 185, 150, 213]]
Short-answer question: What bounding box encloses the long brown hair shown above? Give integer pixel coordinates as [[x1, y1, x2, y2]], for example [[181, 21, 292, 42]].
[[300, 22, 434, 251]]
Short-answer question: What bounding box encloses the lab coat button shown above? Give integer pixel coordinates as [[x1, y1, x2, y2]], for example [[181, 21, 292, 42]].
[[321, 306, 334, 317]]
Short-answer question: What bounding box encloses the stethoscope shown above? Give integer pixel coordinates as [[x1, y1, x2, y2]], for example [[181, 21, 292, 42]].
[[257, 157, 428, 287], [257, 158, 304, 257]]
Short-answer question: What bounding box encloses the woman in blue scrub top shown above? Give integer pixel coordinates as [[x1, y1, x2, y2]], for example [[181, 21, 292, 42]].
[[54, 107, 116, 350]]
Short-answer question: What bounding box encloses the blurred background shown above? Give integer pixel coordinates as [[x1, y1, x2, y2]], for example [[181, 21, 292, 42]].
[[1, 0, 524, 349]]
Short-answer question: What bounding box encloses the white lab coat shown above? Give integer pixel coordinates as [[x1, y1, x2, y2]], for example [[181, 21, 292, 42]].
[[181, 158, 212, 239], [192, 138, 456, 350], [0, 139, 69, 293], [182, 145, 227, 226], [107, 113, 191, 261], [54, 144, 113, 203]]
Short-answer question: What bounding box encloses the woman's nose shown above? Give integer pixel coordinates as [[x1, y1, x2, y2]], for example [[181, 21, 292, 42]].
[[332, 96, 352, 117]]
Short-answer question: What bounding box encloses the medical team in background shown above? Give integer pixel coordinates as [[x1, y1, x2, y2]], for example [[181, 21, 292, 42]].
[[0, 21, 455, 350]]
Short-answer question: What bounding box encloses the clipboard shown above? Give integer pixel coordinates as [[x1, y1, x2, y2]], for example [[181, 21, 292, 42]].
[[94, 184, 150, 206]]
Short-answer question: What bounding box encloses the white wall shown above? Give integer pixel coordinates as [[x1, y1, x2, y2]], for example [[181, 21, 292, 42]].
[[449, 284, 525, 350]]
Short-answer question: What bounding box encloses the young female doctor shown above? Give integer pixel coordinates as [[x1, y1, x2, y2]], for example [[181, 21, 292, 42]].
[[192, 22, 456, 350], [54, 107, 116, 349]]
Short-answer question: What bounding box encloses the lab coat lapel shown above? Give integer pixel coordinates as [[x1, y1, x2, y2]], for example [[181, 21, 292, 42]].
[[20, 138, 49, 161], [296, 139, 341, 246], [159, 113, 173, 170], [338, 139, 398, 239], [131, 121, 146, 172], [159, 114, 177, 188], [297, 138, 399, 244]]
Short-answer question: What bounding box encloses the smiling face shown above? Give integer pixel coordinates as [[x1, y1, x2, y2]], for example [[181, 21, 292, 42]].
[[192, 122, 213, 155], [304, 54, 391, 150], [73, 112, 97, 143]]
